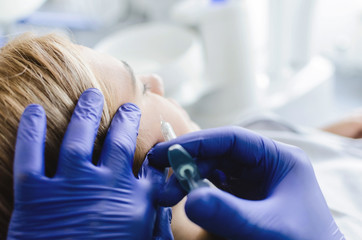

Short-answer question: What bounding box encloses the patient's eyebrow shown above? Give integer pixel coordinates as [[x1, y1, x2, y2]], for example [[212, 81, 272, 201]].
[[121, 60, 136, 91]]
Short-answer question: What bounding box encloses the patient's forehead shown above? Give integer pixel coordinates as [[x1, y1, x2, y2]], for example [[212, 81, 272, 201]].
[[77, 45, 138, 106]]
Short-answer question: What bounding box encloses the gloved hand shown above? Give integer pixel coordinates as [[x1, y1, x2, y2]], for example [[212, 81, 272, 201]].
[[7, 88, 173, 240], [138, 158, 173, 240], [148, 127, 345, 240]]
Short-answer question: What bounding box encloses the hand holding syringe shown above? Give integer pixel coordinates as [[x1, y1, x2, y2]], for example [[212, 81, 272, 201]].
[[150, 126, 345, 240], [160, 120, 210, 192]]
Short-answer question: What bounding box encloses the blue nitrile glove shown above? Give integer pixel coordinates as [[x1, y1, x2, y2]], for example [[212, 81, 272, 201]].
[[148, 127, 345, 240], [7, 88, 171, 240], [138, 158, 174, 240]]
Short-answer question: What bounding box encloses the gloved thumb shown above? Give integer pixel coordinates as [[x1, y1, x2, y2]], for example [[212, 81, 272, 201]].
[[185, 187, 283, 240]]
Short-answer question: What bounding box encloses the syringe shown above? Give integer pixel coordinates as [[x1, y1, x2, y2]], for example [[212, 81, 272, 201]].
[[161, 120, 177, 141], [160, 120, 209, 192]]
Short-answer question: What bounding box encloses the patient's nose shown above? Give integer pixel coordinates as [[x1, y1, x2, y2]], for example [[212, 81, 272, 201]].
[[142, 74, 164, 96]]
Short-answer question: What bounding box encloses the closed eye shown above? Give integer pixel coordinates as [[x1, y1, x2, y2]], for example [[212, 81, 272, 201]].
[[143, 83, 151, 94]]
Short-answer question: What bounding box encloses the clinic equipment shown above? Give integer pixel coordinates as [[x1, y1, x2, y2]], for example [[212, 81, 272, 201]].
[[268, 0, 317, 86], [160, 120, 209, 192], [172, 0, 257, 112]]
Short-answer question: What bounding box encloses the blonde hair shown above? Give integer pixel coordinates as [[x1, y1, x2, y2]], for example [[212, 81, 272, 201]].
[[0, 33, 115, 238]]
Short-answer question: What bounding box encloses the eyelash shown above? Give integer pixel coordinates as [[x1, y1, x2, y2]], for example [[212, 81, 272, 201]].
[[143, 83, 151, 94]]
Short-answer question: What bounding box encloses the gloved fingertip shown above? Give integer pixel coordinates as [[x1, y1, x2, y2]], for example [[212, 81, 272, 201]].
[[82, 87, 102, 95], [119, 103, 141, 124], [112, 103, 141, 133], [73, 88, 104, 125], [23, 104, 45, 115], [146, 149, 157, 164], [18, 104, 46, 141], [79, 88, 104, 106], [147, 148, 171, 169], [120, 102, 140, 112]]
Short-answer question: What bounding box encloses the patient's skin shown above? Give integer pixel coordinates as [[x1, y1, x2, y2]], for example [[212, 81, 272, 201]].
[[322, 109, 362, 139], [80, 46, 199, 166], [80, 46, 217, 240]]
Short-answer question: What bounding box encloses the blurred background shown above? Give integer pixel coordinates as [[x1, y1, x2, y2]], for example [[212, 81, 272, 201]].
[[1, 0, 362, 128]]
